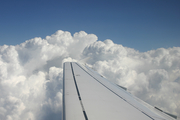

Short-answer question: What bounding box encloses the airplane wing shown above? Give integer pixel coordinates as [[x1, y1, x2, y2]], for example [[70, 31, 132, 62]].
[[62, 62, 177, 120]]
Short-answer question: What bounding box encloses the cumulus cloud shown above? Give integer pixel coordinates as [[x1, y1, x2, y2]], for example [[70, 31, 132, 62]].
[[83, 40, 180, 116], [0, 30, 179, 120]]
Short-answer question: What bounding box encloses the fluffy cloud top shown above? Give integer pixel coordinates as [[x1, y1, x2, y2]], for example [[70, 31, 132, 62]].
[[0, 30, 179, 120]]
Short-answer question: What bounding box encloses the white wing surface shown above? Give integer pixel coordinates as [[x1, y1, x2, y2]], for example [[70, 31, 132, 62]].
[[62, 62, 177, 120]]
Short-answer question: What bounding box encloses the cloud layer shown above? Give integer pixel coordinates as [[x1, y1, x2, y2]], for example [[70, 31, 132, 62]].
[[0, 30, 179, 120]]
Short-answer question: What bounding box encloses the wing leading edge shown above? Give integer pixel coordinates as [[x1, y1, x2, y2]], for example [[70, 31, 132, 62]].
[[62, 62, 176, 120]]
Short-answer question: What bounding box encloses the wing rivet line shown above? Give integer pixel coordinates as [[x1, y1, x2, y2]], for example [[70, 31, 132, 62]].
[[70, 62, 88, 120]]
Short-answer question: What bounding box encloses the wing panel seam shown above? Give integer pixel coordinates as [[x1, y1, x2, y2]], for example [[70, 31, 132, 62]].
[[75, 63, 154, 120], [70, 62, 88, 120]]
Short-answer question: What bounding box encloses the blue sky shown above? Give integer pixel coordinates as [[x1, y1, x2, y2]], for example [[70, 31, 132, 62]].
[[0, 0, 180, 52]]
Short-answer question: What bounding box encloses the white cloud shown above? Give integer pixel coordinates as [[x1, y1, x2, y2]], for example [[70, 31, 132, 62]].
[[83, 40, 180, 116], [0, 30, 180, 119]]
